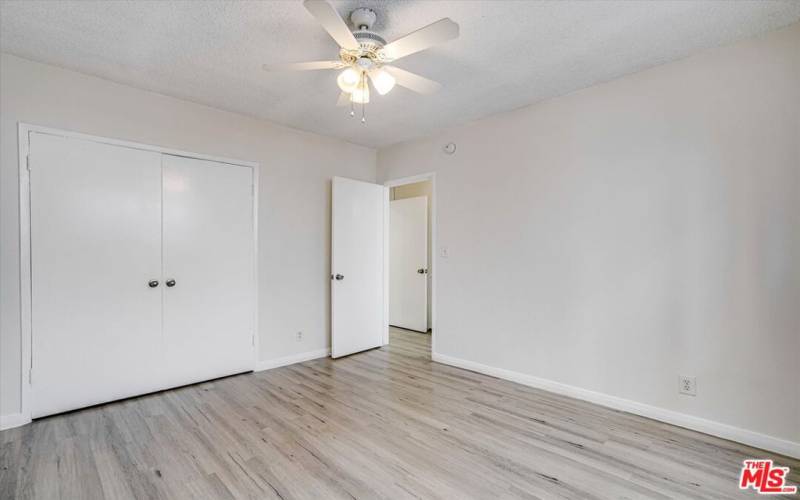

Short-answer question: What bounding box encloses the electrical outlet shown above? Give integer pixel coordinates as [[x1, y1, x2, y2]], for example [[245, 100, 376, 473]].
[[441, 246, 449, 258], [679, 375, 696, 396], [296, 331, 303, 342]]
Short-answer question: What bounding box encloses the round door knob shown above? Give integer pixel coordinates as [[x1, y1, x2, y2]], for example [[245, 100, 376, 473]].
[[417, 268, 427, 274], [148, 280, 159, 288], [335, 274, 344, 280], [166, 279, 176, 287]]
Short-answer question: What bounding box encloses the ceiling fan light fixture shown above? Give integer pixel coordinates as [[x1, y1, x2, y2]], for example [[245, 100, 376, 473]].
[[265, 1, 459, 122], [336, 67, 360, 93], [369, 69, 396, 95], [350, 82, 370, 104]]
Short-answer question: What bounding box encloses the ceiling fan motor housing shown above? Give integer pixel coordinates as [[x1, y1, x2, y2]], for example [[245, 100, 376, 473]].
[[349, 8, 386, 56], [350, 8, 377, 30], [354, 30, 386, 49]]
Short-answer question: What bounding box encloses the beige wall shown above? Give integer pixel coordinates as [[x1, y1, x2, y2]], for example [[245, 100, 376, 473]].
[[391, 181, 432, 329], [379, 23, 800, 454], [0, 54, 376, 419]]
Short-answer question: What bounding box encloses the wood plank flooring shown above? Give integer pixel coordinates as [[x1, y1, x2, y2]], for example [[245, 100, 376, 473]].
[[1, 327, 798, 499]]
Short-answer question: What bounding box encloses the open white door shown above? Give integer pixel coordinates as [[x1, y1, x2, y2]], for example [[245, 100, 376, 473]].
[[389, 196, 428, 332], [331, 177, 387, 358]]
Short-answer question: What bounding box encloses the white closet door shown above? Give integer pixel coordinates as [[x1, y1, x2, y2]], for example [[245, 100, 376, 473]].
[[161, 155, 255, 386], [331, 177, 387, 358], [30, 133, 164, 418], [389, 196, 428, 332]]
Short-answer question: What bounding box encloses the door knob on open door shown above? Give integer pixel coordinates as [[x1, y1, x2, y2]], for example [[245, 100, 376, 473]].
[[417, 268, 428, 274], [334, 274, 344, 280], [148, 280, 159, 288], [166, 279, 176, 287]]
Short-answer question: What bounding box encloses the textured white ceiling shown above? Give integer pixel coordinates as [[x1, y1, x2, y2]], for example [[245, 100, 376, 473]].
[[2, 1, 799, 148]]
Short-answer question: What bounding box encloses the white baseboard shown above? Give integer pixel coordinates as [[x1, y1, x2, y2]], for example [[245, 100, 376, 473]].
[[432, 352, 800, 459], [0, 412, 31, 431], [255, 348, 330, 372]]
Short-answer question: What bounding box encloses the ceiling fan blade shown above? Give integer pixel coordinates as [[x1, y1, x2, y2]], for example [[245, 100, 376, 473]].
[[381, 18, 459, 61], [262, 61, 342, 72], [303, 0, 360, 51], [383, 66, 442, 95], [336, 92, 351, 107]]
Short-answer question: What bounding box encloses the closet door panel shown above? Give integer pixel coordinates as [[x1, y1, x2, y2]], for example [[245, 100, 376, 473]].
[[162, 155, 255, 386], [30, 133, 164, 418]]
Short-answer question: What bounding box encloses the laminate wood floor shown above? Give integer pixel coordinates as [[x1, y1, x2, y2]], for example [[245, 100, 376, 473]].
[[1, 328, 797, 499]]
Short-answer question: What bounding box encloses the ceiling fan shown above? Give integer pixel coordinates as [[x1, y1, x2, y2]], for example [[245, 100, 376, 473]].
[[263, 0, 459, 123]]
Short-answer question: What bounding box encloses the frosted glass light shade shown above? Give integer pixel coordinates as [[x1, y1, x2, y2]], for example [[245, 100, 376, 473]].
[[370, 69, 396, 95], [350, 83, 370, 104], [337, 68, 360, 93]]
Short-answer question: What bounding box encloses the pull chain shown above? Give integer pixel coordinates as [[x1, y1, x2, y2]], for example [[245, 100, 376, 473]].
[[360, 72, 366, 124]]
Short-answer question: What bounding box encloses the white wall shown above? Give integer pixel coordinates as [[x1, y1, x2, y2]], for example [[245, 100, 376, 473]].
[[0, 54, 376, 420], [379, 23, 800, 455]]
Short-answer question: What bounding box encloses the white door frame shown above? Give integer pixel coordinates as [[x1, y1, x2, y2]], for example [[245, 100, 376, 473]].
[[13, 122, 260, 429], [383, 173, 437, 352]]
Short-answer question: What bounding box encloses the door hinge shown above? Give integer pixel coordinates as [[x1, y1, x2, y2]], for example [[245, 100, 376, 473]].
[[26, 155, 31, 171], [252, 332, 255, 346], [28, 368, 33, 385]]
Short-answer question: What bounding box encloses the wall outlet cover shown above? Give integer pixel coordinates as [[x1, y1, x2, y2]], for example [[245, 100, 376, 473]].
[[679, 375, 697, 396]]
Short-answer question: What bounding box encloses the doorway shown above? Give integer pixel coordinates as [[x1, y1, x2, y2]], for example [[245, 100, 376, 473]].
[[385, 174, 435, 357], [330, 174, 436, 360]]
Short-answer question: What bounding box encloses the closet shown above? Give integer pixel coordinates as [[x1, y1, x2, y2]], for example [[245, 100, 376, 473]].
[[28, 131, 256, 418]]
